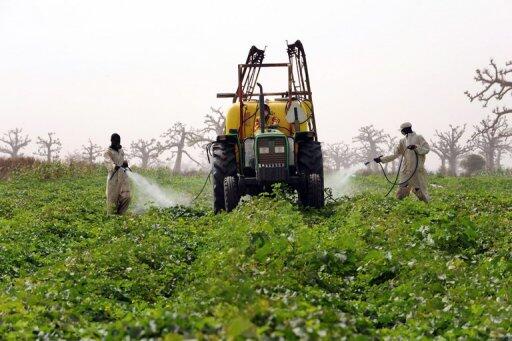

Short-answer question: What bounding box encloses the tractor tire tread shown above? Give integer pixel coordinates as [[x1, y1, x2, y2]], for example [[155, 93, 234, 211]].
[[306, 173, 324, 208], [212, 142, 237, 213], [224, 175, 240, 212], [297, 141, 324, 208]]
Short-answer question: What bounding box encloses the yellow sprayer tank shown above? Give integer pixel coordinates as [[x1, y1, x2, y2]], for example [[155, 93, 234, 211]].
[[225, 100, 312, 138]]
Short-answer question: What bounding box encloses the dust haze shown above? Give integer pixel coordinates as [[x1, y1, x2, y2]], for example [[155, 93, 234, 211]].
[[0, 0, 511, 172]]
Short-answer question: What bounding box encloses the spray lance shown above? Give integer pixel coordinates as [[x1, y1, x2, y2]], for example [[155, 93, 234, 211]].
[[364, 157, 381, 167]]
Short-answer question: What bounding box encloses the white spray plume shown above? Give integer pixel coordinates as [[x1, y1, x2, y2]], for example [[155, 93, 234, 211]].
[[324, 164, 364, 198], [127, 172, 190, 212]]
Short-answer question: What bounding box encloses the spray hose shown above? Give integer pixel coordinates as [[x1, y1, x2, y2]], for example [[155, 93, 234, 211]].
[[109, 165, 132, 181], [187, 142, 217, 204], [374, 149, 419, 197], [191, 169, 213, 203]]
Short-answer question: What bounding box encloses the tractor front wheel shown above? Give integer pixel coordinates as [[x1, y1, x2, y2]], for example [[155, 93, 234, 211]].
[[224, 176, 240, 212], [212, 142, 237, 213]]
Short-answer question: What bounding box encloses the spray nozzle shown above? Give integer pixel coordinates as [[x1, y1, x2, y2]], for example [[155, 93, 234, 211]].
[[364, 155, 383, 166]]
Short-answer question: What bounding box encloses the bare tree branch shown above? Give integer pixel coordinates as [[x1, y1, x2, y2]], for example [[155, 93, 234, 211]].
[[352, 125, 387, 172], [202, 107, 226, 137], [465, 59, 512, 119], [185, 107, 228, 148], [323, 142, 356, 170], [129, 138, 166, 168], [162, 122, 205, 173], [81, 139, 103, 164], [471, 115, 512, 171], [35, 132, 62, 162], [0, 128, 31, 158], [186, 129, 212, 147], [430, 124, 471, 176], [384, 135, 398, 173], [183, 150, 201, 166]]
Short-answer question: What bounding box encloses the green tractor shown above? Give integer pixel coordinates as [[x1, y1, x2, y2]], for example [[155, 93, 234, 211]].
[[212, 40, 324, 212]]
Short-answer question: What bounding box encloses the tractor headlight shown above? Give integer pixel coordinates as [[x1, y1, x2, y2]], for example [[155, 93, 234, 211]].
[[275, 146, 285, 153], [259, 147, 270, 154]]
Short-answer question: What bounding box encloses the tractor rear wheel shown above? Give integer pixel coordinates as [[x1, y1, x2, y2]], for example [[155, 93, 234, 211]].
[[212, 142, 237, 213], [224, 176, 240, 212], [297, 141, 323, 175], [305, 173, 324, 208], [297, 141, 324, 208]]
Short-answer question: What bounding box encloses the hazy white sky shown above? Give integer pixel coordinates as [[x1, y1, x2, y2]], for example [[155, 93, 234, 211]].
[[0, 0, 511, 168]]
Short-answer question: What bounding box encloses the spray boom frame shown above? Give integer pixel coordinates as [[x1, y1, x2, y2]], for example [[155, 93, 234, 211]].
[[216, 40, 318, 141]]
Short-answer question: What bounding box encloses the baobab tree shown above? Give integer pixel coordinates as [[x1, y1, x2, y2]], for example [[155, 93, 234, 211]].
[[81, 139, 103, 164], [202, 107, 226, 137], [179, 107, 228, 163], [495, 146, 510, 170], [162, 122, 203, 173], [129, 138, 166, 168], [352, 125, 387, 172], [35, 132, 62, 162], [471, 116, 512, 171], [430, 125, 472, 176], [384, 135, 398, 173], [465, 59, 512, 122], [0, 128, 31, 158], [431, 147, 448, 175], [323, 142, 355, 170], [186, 107, 227, 147]]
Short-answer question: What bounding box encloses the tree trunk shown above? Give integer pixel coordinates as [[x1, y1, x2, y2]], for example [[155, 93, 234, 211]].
[[369, 143, 378, 173], [173, 146, 183, 173], [440, 159, 446, 175], [172, 132, 186, 174], [142, 155, 149, 168], [486, 149, 495, 171], [448, 157, 457, 176]]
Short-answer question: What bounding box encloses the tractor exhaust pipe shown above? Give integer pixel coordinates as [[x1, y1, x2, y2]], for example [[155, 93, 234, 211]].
[[257, 82, 265, 133]]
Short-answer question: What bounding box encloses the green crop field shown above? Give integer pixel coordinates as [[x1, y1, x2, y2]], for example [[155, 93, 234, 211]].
[[0, 165, 511, 339]]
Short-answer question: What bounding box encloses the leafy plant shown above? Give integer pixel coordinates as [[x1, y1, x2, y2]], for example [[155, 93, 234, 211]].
[[0, 168, 510, 338]]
